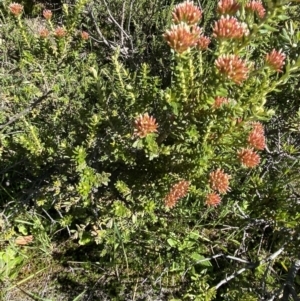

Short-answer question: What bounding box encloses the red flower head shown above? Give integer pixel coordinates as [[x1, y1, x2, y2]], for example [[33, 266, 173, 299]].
[[196, 35, 211, 50], [39, 28, 50, 39], [134, 113, 158, 138], [43, 9, 52, 20], [54, 27, 67, 38], [209, 168, 231, 194], [9, 3, 23, 16], [251, 122, 264, 133], [238, 148, 261, 168], [217, 0, 240, 15], [265, 49, 286, 72], [215, 54, 249, 84], [205, 193, 222, 207], [172, 0, 202, 25], [163, 23, 201, 54], [81, 31, 89, 40], [213, 96, 229, 108], [165, 180, 190, 208], [213, 16, 248, 39], [246, 1, 266, 19], [248, 122, 265, 150]]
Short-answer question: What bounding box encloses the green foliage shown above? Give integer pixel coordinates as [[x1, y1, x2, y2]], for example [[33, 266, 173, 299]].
[[1, 0, 300, 299], [0, 247, 24, 281]]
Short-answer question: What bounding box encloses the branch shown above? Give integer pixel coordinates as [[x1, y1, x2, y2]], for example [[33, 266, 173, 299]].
[[0, 90, 53, 132], [281, 260, 300, 301], [88, 5, 132, 57], [182, 253, 250, 278], [101, 0, 133, 56], [88, 8, 111, 48], [102, 0, 131, 41], [215, 245, 285, 290], [215, 266, 249, 290]]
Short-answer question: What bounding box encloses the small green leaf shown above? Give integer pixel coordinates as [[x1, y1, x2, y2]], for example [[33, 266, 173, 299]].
[[261, 24, 278, 32], [189, 231, 200, 240], [132, 214, 137, 224], [132, 139, 144, 149], [79, 231, 93, 246], [190, 253, 212, 267], [17, 224, 28, 236], [167, 238, 177, 247]]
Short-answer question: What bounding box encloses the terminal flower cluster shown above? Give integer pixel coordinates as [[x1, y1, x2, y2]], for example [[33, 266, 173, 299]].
[[245, 0, 266, 19], [9, 2, 23, 16], [165, 180, 190, 208], [54, 27, 67, 38], [43, 9, 52, 20], [205, 192, 222, 207], [172, 0, 202, 25], [134, 113, 158, 138], [164, 1, 203, 54], [248, 122, 266, 150], [39, 28, 50, 39], [213, 16, 248, 39], [213, 96, 229, 108], [209, 169, 231, 194], [81, 31, 89, 40], [238, 148, 260, 168], [217, 0, 240, 15], [197, 35, 211, 50], [215, 54, 249, 84], [163, 23, 201, 54], [265, 49, 286, 72]]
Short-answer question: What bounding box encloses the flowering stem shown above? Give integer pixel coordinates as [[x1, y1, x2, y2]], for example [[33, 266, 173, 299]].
[[248, 73, 269, 106], [18, 18, 30, 48], [39, 39, 48, 58], [198, 51, 203, 76], [236, 8, 279, 54], [67, 0, 88, 31], [47, 20, 54, 31], [188, 56, 194, 89], [57, 39, 65, 55], [265, 61, 300, 94], [202, 120, 213, 144], [176, 54, 188, 102]]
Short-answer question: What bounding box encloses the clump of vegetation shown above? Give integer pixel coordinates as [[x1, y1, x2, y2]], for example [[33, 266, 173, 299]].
[[1, 0, 300, 300]]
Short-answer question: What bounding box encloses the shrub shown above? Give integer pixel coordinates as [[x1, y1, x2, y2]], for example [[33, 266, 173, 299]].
[[1, 0, 300, 299]]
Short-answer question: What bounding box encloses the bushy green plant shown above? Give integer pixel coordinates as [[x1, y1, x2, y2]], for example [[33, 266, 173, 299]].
[[1, 0, 300, 299]]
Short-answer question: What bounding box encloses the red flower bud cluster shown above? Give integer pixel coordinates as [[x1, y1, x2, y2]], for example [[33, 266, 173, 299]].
[[39, 28, 50, 39], [215, 54, 249, 84], [265, 49, 286, 72], [164, 1, 204, 54], [134, 113, 158, 138], [209, 169, 231, 194], [54, 27, 67, 38], [248, 122, 266, 150], [217, 0, 240, 15], [245, 1, 266, 19], [163, 23, 201, 54], [81, 31, 89, 40], [43, 9, 52, 20], [165, 180, 190, 208], [172, 0, 202, 25], [213, 96, 229, 109], [196, 35, 211, 50], [205, 193, 222, 207], [238, 148, 261, 168], [9, 2, 23, 16], [213, 16, 248, 39]]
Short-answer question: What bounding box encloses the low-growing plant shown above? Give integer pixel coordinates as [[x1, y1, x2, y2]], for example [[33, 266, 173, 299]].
[[1, 0, 300, 299]]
